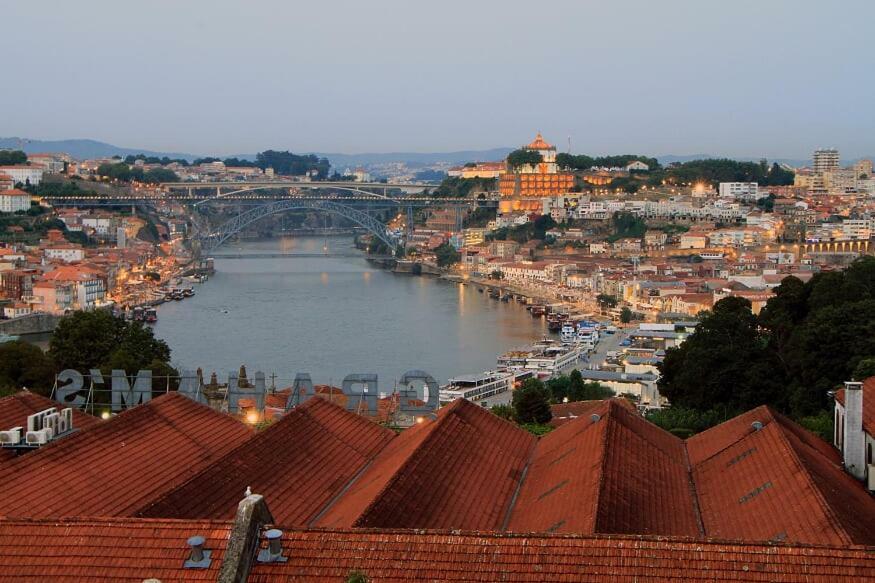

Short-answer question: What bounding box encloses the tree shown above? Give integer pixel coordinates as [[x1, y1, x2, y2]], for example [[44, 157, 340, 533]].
[[434, 242, 460, 268], [620, 307, 633, 323], [596, 294, 618, 310], [0, 341, 56, 396], [255, 151, 329, 178], [609, 211, 646, 242], [853, 358, 875, 381], [506, 149, 543, 169], [49, 311, 172, 375], [0, 150, 28, 165], [490, 403, 515, 421], [142, 168, 179, 183], [512, 378, 552, 424], [658, 296, 786, 412]]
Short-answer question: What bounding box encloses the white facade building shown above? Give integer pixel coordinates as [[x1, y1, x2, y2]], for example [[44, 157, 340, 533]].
[[0, 189, 32, 213], [0, 165, 44, 186], [719, 182, 759, 200]]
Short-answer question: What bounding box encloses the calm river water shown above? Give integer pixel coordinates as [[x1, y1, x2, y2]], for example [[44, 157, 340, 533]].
[[153, 236, 546, 388]]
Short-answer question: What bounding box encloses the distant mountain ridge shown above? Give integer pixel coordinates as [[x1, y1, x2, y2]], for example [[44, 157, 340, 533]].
[[0, 137, 198, 161], [3, 137, 867, 169]]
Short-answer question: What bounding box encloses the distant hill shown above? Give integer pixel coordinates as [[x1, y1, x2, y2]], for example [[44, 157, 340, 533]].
[[4, 136, 868, 169], [0, 137, 198, 161], [311, 148, 514, 169]]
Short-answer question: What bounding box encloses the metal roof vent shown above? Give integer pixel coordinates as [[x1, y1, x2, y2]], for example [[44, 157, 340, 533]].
[[183, 535, 211, 569], [257, 528, 288, 563], [751, 421, 763, 431], [590, 414, 601, 423]]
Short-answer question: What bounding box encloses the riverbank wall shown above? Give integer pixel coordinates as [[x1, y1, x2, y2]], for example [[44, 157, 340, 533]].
[[0, 313, 61, 336]]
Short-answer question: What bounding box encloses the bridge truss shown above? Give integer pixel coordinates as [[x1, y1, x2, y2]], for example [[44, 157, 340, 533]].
[[199, 199, 400, 252]]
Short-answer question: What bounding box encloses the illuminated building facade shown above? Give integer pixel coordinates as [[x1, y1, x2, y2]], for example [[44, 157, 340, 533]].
[[499, 133, 575, 198]]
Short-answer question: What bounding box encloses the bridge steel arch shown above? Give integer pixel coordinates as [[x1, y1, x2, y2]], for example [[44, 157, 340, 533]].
[[199, 199, 398, 252], [192, 185, 403, 207]]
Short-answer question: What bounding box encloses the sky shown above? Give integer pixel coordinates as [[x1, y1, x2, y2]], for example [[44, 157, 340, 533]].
[[2, 0, 874, 158]]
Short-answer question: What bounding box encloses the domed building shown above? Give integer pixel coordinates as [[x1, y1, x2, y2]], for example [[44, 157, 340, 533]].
[[498, 133, 575, 202]]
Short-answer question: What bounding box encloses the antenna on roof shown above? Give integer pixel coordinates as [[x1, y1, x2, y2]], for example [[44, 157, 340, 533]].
[[751, 421, 763, 431]]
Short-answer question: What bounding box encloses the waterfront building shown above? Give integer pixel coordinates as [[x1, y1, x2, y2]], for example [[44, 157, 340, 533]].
[[498, 133, 575, 198], [439, 370, 518, 404]]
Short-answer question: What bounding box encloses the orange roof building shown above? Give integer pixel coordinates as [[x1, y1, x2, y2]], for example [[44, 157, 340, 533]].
[[499, 133, 575, 198]]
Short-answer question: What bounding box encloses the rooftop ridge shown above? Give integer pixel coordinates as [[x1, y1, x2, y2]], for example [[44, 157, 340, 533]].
[[686, 404, 777, 467], [767, 419, 856, 545], [350, 398, 481, 526]]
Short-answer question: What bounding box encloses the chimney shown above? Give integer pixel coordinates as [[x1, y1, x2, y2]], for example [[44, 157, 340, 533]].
[[257, 528, 287, 563], [183, 535, 211, 569], [842, 381, 865, 480]]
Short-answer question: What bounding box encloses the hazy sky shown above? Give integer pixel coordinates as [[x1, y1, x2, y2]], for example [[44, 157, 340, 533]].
[[2, 0, 874, 158]]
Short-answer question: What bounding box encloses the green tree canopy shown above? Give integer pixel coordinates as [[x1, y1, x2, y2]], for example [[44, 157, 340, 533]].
[[512, 378, 552, 424], [49, 311, 172, 374], [434, 242, 460, 268], [506, 149, 543, 169], [0, 341, 56, 397], [255, 150, 330, 178], [0, 150, 28, 166]]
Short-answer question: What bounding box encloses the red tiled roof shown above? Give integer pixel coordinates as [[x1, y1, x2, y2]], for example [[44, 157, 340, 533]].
[[138, 398, 395, 526], [689, 405, 875, 545], [835, 376, 875, 435], [1, 519, 872, 583], [509, 401, 700, 537], [248, 529, 875, 583], [549, 397, 634, 427], [318, 398, 536, 531], [0, 391, 99, 433], [0, 392, 253, 518], [0, 517, 229, 582]]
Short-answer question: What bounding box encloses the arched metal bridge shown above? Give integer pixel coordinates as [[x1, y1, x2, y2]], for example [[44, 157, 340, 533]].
[[199, 199, 399, 252]]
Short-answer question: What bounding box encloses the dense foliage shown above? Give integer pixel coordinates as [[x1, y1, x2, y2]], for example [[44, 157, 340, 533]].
[[608, 211, 646, 242], [662, 159, 794, 187], [433, 176, 496, 198], [658, 257, 875, 433], [433, 242, 461, 268], [0, 150, 28, 165], [506, 149, 543, 169], [124, 154, 190, 166], [546, 370, 615, 402], [0, 341, 56, 397], [254, 151, 329, 178], [49, 311, 173, 375], [487, 215, 557, 244], [96, 162, 179, 183], [512, 378, 553, 424], [556, 153, 660, 171]]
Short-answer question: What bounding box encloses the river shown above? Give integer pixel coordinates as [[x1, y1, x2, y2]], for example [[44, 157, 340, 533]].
[[152, 236, 547, 388]]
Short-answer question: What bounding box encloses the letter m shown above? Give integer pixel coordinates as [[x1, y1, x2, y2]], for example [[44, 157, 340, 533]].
[[111, 369, 153, 412]]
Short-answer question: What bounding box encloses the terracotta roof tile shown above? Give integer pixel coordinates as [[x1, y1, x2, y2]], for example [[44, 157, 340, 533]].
[[138, 398, 395, 526], [509, 401, 700, 537], [0, 391, 100, 434], [319, 399, 536, 531], [0, 517, 229, 582], [690, 406, 875, 545], [0, 392, 253, 518], [248, 528, 875, 582]]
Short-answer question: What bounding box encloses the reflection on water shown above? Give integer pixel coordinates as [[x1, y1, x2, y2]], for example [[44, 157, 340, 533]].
[[152, 236, 546, 387]]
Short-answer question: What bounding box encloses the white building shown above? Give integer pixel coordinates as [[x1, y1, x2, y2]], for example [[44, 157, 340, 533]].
[[719, 182, 759, 200], [43, 245, 85, 263], [834, 380, 874, 490], [0, 165, 44, 186], [813, 148, 840, 174], [625, 160, 650, 172], [0, 189, 33, 213]]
